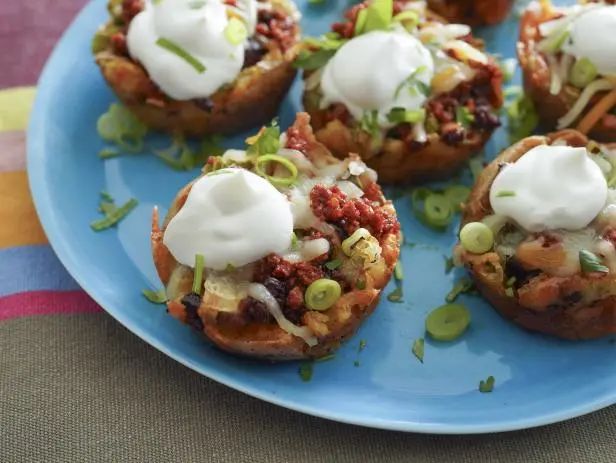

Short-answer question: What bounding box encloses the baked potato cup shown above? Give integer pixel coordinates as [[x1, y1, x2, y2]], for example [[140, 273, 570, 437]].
[[517, 0, 616, 142], [300, 0, 503, 184], [93, 0, 301, 136], [456, 129, 616, 339], [151, 113, 401, 360], [427, 0, 514, 26]]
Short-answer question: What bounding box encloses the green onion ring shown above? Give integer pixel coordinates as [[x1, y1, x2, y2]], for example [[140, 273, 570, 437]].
[[424, 193, 454, 228], [304, 278, 342, 311], [255, 154, 298, 186]]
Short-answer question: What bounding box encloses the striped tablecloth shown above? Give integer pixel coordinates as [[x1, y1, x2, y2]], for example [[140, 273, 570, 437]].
[[1, 1, 615, 462]]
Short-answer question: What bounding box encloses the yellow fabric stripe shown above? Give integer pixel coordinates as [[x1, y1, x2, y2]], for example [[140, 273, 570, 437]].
[[0, 87, 36, 132], [0, 171, 47, 248]]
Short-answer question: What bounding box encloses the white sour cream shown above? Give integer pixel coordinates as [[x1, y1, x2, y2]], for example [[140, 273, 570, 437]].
[[562, 5, 616, 76], [490, 145, 608, 232], [320, 29, 434, 126], [127, 0, 257, 100], [163, 168, 293, 270]]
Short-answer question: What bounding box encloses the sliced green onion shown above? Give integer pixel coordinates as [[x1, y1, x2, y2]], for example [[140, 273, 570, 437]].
[[459, 222, 494, 254], [246, 119, 280, 156], [305, 279, 342, 311], [342, 228, 372, 256], [156, 38, 206, 73], [358, 339, 367, 352], [353, 360, 360, 367], [479, 375, 495, 393], [100, 191, 114, 202], [394, 261, 404, 281], [455, 105, 475, 129], [506, 91, 539, 143], [445, 278, 474, 303], [324, 259, 342, 270], [444, 185, 470, 212], [579, 250, 609, 274], [90, 198, 138, 231], [394, 66, 430, 98], [354, 9, 368, 36], [192, 254, 205, 295], [99, 148, 120, 159], [293, 49, 336, 70], [255, 154, 298, 187], [359, 110, 381, 139], [444, 255, 455, 274], [316, 353, 335, 362], [569, 57, 598, 89], [97, 103, 148, 153], [361, 0, 393, 34], [424, 193, 454, 228], [495, 190, 516, 198], [224, 17, 248, 46], [387, 286, 403, 303], [290, 232, 299, 251], [387, 107, 426, 124], [468, 155, 484, 183], [412, 338, 424, 363], [142, 288, 167, 304], [356, 279, 366, 290], [537, 26, 570, 53], [392, 10, 418, 30], [298, 362, 313, 382], [425, 303, 471, 342]]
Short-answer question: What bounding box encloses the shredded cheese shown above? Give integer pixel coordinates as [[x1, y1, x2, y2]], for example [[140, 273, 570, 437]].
[[557, 78, 615, 129], [576, 89, 616, 134]]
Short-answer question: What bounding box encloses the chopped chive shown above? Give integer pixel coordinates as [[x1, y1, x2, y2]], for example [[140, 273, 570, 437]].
[[387, 286, 403, 303], [358, 339, 367, 352], [479, 375, 495, 393], [156, 38, 206, 73], [394, 261, 404, 281], [455, 106, 475, 129], [316, 354, 335, 362], [100, 191, 114, 202], [142, 288, 167, 304], [99, 148, 121, 159], [412, 338, 424, 363], [445, 278, 474, 303], [496, 190, 516, 198], [290, 232, 299, 251], [325, 258, 342, 270], [299, 362, 313, 382], [90, 198, 138, 231], [580, 250, 609, 274], [192, 254, 205, 294]]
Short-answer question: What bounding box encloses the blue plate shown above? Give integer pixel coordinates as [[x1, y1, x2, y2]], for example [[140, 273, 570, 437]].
[[28, 0, 615, 433]]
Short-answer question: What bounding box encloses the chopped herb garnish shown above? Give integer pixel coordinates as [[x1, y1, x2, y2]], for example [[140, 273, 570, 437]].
[[496, 190, 516, 198], [392, 10, 419, 30], [468, 155, 485, 183], [91, 195, 138, 231], [579, 250, 609, 274], [98, 148, 120, 159], [455, 106, 475, 129], [290, 232, 299, 251], [353, 360, 360, 367], [358, 339, 367, 352], [325, 258, 342, 270], [100, 191, 114, 202], [246, 119, 280, 156], [192, 254, 205, 295], [293, 48, 336, 70], [156, 37, 206, 73], [224, 17, 248, 46], [154, 136, 198, 170], [316, 354, 335, 362], [446, 278, 474, 303], [356, 279, 366, 290], [359, 110, 381, 139], [506, 89, 538, 143], [142, 288, 167, 304], [412, 338, 424, 363], [394, 66, 430, 99], [97, 103, 147, 153], [355, 0, 393, 36], [505, 276, 516, 297], [479, 375, 495, 393], [387, 107, 426, 125], [299, 362, 313, 382], [499, 58, 517, 83], [225, 263, 236, 272], [444, 256, 455, 274], [394, 261, 404, 281], [387, 286, 403, 303]]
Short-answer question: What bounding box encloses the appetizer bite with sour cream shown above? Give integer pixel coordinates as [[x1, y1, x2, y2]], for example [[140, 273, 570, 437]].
[[93, 0, 300, 136], [455, 129, 616, 339], [298, 0, 503, 184], [518, 0, 616, 142], [151, 113, 400, 359], [427, 0, 514, 26]]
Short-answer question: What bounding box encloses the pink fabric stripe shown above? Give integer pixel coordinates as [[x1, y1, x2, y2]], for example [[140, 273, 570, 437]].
[[0, 131, 26, 172], [0, 290, 102, 321]]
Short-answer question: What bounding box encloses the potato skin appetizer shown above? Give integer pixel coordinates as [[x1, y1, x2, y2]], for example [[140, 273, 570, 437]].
[[517, 0, 616, 142], [300, 0, 503, 184], [151, 113, 401, 360], [427, 0, 514, 26], [93, 0, 300, 136], [456, 130, 616, 340]]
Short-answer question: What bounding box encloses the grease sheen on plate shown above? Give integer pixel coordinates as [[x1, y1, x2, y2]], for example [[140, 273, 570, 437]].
[[28, 0, 615, 433]]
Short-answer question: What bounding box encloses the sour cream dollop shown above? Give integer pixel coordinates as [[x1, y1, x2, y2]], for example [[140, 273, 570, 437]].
[[562, 5, 616, 76], [320, 29, 434, 126], [490, 145, 608, 232], [163, 168, 293, 270], [127, 0, 257, 100]]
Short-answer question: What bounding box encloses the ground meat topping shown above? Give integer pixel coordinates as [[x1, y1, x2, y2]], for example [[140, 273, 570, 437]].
[[310, 184, 399, 240], [285, 126, 310, 153]]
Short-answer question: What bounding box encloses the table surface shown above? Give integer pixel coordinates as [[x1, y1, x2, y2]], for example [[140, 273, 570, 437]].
[[0, 1, 614, 461]]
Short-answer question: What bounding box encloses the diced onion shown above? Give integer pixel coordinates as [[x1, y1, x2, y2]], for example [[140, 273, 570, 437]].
[[557, 78, 615, 129], [443, 40, 488, 65], [248, 283, 318, 346], [547, 54, 562, 95], [336, 180, 364, 199], [282, 238, 330, 263], [221, 149, 248, 163]]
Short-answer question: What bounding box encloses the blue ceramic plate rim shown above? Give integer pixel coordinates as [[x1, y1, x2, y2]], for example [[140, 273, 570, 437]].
[[28, 0, 615, 434]]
